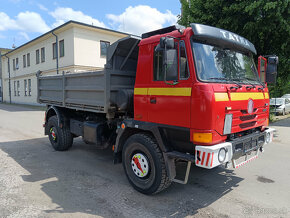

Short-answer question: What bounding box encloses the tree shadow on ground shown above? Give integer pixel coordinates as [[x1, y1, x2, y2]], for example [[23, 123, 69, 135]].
[[0, 103, 45, 112], [0, 137, 243, 217]]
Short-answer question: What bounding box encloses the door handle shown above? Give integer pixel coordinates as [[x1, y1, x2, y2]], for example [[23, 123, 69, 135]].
[[150, 97, 156, 104]]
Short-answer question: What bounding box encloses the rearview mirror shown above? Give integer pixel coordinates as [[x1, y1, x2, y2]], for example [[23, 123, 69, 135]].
[[159, 37, 175, 49], [258, 55, 278, 84], [164, 49, 178, 81], [266, 56, 278, 84]]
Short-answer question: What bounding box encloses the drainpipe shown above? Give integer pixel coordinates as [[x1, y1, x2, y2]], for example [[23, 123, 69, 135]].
[[4, 54, 11, 104], [52, 31, 59, 74]]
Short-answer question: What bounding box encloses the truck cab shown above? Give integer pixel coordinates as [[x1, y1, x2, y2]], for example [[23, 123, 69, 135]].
[[130, 23, 276, 169]]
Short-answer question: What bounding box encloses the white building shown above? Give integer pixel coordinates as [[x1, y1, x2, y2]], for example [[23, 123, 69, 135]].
[[1, 20, 129, 105], [0, 48, 11, 102]]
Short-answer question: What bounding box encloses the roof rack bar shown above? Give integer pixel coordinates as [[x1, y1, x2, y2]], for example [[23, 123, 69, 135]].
[[141, 25, 178, 39]]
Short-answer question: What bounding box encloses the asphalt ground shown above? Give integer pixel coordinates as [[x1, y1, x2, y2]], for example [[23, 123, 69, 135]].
[[0, 103, 289, 218]]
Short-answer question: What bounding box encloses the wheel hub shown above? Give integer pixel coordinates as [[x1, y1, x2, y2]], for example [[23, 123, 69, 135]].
[[131, 153, 149, 178], [50, 128, 57, 141]]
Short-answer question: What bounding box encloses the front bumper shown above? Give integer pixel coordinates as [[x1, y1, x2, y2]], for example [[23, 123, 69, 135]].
[[195, 128, 275, 169]]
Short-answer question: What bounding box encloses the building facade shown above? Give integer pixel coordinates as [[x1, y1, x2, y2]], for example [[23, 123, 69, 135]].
[[1, 21, 128, 105], [0, 48, 11, 102]]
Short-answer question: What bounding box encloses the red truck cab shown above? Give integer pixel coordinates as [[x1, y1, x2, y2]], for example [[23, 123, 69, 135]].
[[129, 23, 276, 170]]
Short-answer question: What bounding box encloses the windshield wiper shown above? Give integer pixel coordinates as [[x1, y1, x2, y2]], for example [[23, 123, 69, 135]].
[[208, 77, 242, 88], [248, 77, 265, 89], [238, 77, 256, 89]]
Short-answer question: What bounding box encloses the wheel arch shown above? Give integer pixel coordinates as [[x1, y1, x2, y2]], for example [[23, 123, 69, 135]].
[[113, 121, 169, 164], [45, 106, 67, 135]]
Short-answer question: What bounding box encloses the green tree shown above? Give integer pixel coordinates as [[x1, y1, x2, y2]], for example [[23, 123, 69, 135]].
[[179, 0, 290, 97]]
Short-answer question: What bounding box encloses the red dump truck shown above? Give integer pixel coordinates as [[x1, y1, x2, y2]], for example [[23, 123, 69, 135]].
[[37, 23, 278, 194]]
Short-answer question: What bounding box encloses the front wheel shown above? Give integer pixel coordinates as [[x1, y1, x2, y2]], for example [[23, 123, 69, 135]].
[[47, 115, 73, 151], [122, 133, 171, 194]]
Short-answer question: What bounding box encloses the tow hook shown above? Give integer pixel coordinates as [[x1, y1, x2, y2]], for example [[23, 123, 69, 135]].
[[197, 150, 201, 161]]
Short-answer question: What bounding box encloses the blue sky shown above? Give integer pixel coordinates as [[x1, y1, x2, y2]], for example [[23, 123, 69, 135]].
[[0, 0, 181, 49]]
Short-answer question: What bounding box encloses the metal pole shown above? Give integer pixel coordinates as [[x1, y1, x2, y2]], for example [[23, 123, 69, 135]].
[[52, 31, 59, 74], [4, 54, 11, 104]]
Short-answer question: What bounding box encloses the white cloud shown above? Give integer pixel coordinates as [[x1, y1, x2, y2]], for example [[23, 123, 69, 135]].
[[0, 11, 50, 33], [50, 7, 106, 28], [107, 5, 177, 35], [0, 12, 18, 31], [38, 3, 48, 11], [16, 11, 50, 33], [19, 32, 30, 40]]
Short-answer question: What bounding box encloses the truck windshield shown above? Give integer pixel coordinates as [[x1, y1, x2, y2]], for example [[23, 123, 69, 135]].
[[192, 41, 260, 85]]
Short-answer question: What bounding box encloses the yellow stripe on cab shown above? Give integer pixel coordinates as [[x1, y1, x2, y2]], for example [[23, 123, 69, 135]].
[[230, 92, 264, 101], [134, 88, 148, 95], [214, 93, 229, 102], [134, 87, 192, 97]]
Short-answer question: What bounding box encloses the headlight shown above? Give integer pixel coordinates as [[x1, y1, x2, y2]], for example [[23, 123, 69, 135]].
[[218, 148, 227, 163], [266, 132, 271, 143], [223, 114, 233, 135]]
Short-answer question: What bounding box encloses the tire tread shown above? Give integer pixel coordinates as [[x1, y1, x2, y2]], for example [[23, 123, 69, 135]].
[[134, 133, 171, 194], [48, 116, 73, 151]]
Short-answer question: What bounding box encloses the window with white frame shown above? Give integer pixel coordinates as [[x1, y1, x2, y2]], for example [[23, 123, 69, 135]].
[[100, 41, 110, 57], [23, 55, 26, 68], [24, 79, 27, 96], [36, 49, 40, 64], [59, 40, 65, 57], [41, 47, 45, 62], [17, 80, 20, 96], [14, 81, 16, 96], [16, 58, 19, 70], [52, 43, 57, 59], [28, 79, 31, 96], [27, 53, 30, 67]]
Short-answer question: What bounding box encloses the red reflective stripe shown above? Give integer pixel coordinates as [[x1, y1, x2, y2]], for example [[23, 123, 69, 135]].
[[195, 150, 199, 164], [210, 152, 214, 167], [205, 152, 211, 166], [201, 152, 206, 165]]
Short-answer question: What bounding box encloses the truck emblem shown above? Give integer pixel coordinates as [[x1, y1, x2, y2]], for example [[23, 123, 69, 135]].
[[220, 30, 250, 47], [247, 99, 254, 114]]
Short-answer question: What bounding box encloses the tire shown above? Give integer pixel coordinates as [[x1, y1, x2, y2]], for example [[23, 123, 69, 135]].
[[122, 133, 171, 194], [47, 115, 73, 151]]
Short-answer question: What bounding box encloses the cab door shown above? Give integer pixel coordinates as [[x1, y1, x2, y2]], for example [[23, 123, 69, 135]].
[[147, 40, 192, 128]]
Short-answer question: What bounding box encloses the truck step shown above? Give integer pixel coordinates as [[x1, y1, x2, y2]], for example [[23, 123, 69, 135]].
[[165, 151, 195, 162]]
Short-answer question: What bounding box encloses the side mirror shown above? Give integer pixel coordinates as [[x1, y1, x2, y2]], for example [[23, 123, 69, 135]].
[[164, 49, 178, 81], [159, 37, 175, 49], [266, 56, 278, 84], [258, 55, 278, 84]]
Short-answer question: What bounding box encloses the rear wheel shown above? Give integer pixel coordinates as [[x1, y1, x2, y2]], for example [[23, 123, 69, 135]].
[[122, 133, 171, 194], [47, 115, 73, 151]]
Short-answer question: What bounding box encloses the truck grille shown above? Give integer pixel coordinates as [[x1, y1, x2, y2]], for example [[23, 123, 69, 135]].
[[239, 121, 256, 129], [230, 107, 268, 133], [240, 114, 256, 121]]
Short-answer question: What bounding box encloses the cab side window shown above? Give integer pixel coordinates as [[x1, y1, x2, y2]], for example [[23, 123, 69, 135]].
[[153, 49, 164, 81], [179, 40, 189, 79]]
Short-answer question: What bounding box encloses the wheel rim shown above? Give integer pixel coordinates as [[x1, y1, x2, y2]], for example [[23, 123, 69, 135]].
[[131, 153, 150, 178], [50, 127, 57, 142]]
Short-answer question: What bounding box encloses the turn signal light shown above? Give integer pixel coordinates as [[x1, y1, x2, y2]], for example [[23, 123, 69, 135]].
[[193, 133, 213, 144]]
